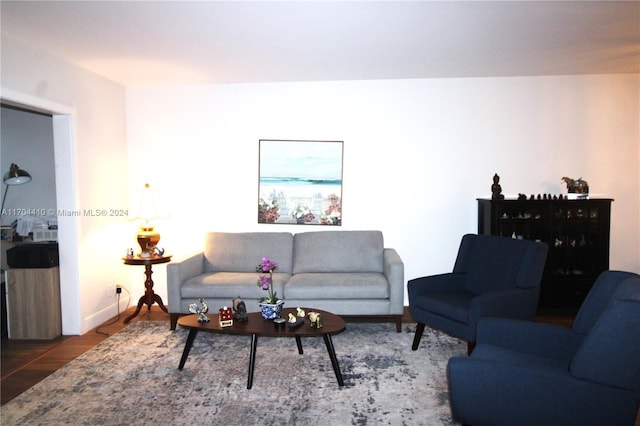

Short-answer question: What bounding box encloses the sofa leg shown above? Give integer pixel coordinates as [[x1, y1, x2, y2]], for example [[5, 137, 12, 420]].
[[412, 323, 425, 350], [170, 314, 179, 330], [394, 315, 402, 332]]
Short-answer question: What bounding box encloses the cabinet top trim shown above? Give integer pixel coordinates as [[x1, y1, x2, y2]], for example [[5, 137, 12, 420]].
[[477, 198, 614, 202]]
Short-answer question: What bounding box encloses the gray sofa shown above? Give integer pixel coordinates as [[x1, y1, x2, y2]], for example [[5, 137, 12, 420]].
[[167, 230, 404, 331]]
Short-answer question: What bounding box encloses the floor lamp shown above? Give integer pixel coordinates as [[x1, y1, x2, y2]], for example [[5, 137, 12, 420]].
[[1, 163, 32, 215]]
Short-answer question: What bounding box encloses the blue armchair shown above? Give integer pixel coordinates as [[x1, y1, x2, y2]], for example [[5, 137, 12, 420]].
[[408, 234, 548, 352], [447, 270, 640, 426]]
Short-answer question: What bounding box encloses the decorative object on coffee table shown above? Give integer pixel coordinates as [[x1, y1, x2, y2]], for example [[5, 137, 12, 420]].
[[287, 312, 304, 329], [256, 256, 284, 319], [218, 307, 233, 327], [233, 297, 248, 321], [259, 300, 285, 320], [308, 311, 323, 328], [188, 297, 209, 323]]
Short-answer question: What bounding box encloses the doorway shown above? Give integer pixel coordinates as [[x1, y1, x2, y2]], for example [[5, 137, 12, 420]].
[[0, 90, 81, 335]]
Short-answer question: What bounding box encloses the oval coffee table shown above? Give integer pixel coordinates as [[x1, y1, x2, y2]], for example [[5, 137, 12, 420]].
[[177, 307, 346, 389]]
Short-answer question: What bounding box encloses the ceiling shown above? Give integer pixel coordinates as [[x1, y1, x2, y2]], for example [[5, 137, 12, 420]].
[[1, 1, 639, 86]]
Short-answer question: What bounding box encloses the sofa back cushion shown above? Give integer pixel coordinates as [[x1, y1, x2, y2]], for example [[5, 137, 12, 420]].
[[204, 232, 293, 273], [293, 230, 384, 274]]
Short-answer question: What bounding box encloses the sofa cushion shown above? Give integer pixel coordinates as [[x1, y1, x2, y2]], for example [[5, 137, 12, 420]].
[[293, 230, 384, 274], [204, 232, 293, 273], [285, 272, 389, 299], [182, 271, 289, 301]]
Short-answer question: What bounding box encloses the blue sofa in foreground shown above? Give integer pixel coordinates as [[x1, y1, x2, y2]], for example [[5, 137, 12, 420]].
[[447, 270, 640, 426]]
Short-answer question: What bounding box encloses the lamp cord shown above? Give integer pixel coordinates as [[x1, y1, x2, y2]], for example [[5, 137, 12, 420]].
[[95, 286, 131, 336]]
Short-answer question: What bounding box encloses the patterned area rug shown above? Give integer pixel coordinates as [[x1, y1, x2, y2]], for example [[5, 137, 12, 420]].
[[1, 321, 465, 425]]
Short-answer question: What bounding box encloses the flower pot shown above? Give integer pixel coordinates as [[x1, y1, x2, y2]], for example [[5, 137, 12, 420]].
[[258, 300, 285, 319]]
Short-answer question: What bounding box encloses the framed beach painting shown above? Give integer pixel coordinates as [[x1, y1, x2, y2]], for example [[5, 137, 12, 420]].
[[258, 139, 343, 225]]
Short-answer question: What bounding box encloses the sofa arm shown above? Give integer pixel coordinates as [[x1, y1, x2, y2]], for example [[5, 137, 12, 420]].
[[167, 252, 204, 313], [384, 248, 404, 315]]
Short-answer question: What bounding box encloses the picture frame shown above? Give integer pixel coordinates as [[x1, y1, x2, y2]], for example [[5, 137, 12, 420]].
[[1, 225, 14, 241], [258, 139, 343, 225]]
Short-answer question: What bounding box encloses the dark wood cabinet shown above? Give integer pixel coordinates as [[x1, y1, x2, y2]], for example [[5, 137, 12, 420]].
[[477, 198, 612, 313]]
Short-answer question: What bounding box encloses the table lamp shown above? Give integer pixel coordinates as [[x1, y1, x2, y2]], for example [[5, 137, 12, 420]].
[[135, 183, 160, 257]]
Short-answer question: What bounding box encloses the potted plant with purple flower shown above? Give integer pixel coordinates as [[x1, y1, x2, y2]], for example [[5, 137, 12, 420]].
[[256, 256, 284, 319]]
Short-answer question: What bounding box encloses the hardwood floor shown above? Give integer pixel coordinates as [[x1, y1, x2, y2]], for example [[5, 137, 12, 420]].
[[1, 305, 169, 405], [0, 306, 573, 407]]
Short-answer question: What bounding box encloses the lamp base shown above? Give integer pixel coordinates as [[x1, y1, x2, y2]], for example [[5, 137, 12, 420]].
[[137, 225, 160, 256]]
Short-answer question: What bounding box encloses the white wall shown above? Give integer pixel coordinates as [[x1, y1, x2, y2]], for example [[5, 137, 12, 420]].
[[127, 74, 640, 305], [1, 34, 130, 334], [1, 30, 638, 330]]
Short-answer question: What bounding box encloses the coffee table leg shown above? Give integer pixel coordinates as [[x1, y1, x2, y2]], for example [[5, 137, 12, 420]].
[[323, 334, 344, 387], [295, 336, 303, 354], [247, 334, 258, 389], [178, 328, 199, 370]]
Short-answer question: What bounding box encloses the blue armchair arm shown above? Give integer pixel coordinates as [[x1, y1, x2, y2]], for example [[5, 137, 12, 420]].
[[475, 317, 583, 362], [469, 287, 540, 321], [407, 272, 466, 295]]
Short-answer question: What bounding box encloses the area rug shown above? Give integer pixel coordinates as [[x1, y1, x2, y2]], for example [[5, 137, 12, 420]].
[[1, 321, 466, 425]]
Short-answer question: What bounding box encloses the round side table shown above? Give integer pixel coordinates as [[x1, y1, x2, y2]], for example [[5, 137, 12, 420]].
[[122, 254, 171, 324]]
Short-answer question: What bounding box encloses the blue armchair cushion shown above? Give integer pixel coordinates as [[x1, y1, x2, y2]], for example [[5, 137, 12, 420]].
[[570, 299, 640, 392], [413, 290, 475, 323]]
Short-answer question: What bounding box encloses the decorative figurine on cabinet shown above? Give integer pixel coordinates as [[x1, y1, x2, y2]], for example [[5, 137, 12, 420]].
[[491, 173, 505, 200], [189, 297, 210, 323], [561, 176, 589, 195], [232, 297, 248, 321]]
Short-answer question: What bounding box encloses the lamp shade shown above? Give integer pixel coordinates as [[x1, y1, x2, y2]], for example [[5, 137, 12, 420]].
[[3, 163, 32, 185]]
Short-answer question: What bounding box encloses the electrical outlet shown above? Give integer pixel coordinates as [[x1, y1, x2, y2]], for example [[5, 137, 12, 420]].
[[105, 284, 113, 300], [115, 285, 122, 294]]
